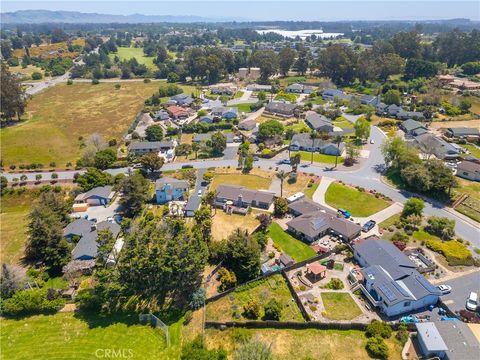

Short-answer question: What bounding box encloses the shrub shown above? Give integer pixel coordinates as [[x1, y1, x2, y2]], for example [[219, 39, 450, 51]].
[[75, 288, 102, 311], [264, 299, 282, 320], [309, 305, 318, 311], [391, 232, 409, 243], [366, 337, 389, 359], [324, 278, 344, 290], [396, 324, 410, 345], [66, 79, 73, 85], [217, 267, 237, 292], [426, 216, 455, 240], [31, 72, 43, 80], [91, 78, 100, 85], [393, 240, 406, 251], [365, 320, 393, 339], [425, 239, 472, 266], [2, 288, 65, 316], [243, 300, 260, 319]]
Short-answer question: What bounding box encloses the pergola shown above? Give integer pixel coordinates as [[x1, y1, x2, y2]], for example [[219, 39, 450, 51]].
[[306, 262, 327, 282]]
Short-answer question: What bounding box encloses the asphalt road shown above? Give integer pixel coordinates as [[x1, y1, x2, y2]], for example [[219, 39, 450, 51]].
[[441, 272, 480, 314]]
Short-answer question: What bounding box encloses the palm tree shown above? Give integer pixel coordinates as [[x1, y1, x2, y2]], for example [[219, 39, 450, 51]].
[[333, 135, 343, 168], [309, 130, 318, 164], [192, 142, 200, 159], [276, 170, 289, 198]]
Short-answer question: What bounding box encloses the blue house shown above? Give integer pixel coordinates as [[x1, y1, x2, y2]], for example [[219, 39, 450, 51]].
[[222, 107, 238, 120], [199, 115, 214, 123], [155, 177, 189, 204]]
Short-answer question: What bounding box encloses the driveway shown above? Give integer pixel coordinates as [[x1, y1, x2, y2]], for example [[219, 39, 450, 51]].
[[222, 144, 239, 160], [440, 271, 480, 314], [72, 196, 122, 223]]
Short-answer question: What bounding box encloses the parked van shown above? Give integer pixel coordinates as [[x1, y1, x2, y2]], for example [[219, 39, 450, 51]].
[[466, 292, 478, 311]]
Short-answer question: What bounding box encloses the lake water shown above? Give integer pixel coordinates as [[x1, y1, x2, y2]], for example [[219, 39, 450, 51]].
[[256, 29, 344, 39]]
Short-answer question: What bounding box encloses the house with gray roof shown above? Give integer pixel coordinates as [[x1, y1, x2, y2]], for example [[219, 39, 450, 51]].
[[64, 219, 121, 261], [360, 95, 381, 107], [413, 133, 461, 160], [211, 106, 238, 119], [170, 93, 194, 106], [305, 112, 334, 133], [456, 160, 480, 182], [215, 184, 275, 210], [399, 119, 428, 136], [322, 89, 352, 102], [155, 177, 189, 204], [238, 119, 257, 131], [74, 186, 115, 206], [184, 195, 202, 217], [353, 239, 441, 317], [199, 115, 214, 123], [128, 141, 175, 156], [416, 321, 480, 360], [396, 110, 425, 121], [285, 83, 316, 94], [246, 84, 272, 92], [445, 127, 480, 139], [289, 133, 344, 156], [154, 110, 170, 121], [264, 102, 298, 117], [193, 132, 234, 143]]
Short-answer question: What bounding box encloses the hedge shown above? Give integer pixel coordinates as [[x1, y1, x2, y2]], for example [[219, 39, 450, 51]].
[[425, 239, 473, 266]]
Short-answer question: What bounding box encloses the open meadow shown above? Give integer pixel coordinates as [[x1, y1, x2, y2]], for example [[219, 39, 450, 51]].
[[1, 82, 160, 168], [108, 47, 156, 69]]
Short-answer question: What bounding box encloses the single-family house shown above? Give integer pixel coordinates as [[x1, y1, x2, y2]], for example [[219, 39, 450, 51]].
[[322, 89, 352, 102], [445, 127, 480, 139], [416, 321, 480, 360], [199, 115, 214, 123], [289, 133, 344, 156], [128, 141, 175, 156], [456, 160, 480, 182], [353, 239, 441, 317], [64, 219, 121, 261], [170, 93, 194, 106], [399, 119, 428, 136], [414, 133, 461, 160], [155, 177, 189, 204], [74, 186, 115, 206], [396, 110, 425, 121], [285, 83, 316, 94], [154, 110, 170, 121], [215, 184, 275, 210], [286, 202, 362, 242], [246, 84, 272, 92], [222, 107, 238, 120], [211, 86, 235, 96], [184, 195, 202, 217], [385, 104, 402, 117], [167, 105, 190, 119], [238, 119, 257, 131], [264, 102, 298, 117], [305, 112, 334, 133], [360, 95, 381, 107], [212, 106, 226, 118]]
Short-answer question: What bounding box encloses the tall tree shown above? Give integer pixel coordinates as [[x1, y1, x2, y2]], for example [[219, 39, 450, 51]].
[[145, 124, 164, 142], [318, 44, 357, 85], [251, 49, 279, 82], [140, 153, 164, 174], [278, 47, 296, 76], [1, 64, 27, 121], [276, 170, 289, 198], [119, 173, 150, 217], [293, 48, 309, 75], [354, 117, 371, 140]]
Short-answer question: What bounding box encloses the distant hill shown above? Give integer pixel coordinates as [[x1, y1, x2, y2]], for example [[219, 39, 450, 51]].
[[0, 10, 242, 24]]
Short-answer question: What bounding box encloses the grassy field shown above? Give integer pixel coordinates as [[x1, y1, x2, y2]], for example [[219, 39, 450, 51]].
[[231, 103, 253, 113], [0, 313, 167, 360], [282, 175, 311, 197], [462, 143, 480, 158], [0, 190, 38, 265], [9, 65, 46, 80], [292, 151, 342, 165], [211, 211, 260, 241], [332, 117, 354, 129], [268, 223, 316, 262], [1, 82, 160, 167], [321, 292, 363, 321], [108, 47, 156, 69], [205, 327, 403, 360], [325, 182, 390, 217], [205, 274, 303, 322], [209, 173, 272, 191]]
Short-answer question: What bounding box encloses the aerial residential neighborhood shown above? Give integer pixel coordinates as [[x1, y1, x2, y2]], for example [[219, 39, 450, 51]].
[[0, 1, 480, 359]]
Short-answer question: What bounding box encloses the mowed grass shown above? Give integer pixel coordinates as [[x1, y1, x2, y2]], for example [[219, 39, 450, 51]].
[[283, 175, 311, 197], [462, 144, 480, 158], [1, 82, 160, 167], [303, 182, 319, 199], [0, 313, 167, 360], [209, 173, 272, 191], [268, 223, 316, 262], [205, 327, 403, 360], [325, 182, 390, 217], [321, 292, 363, 320], [292, 151, 342, 165], [0, 190, 37, 265], [379, 214, 401, 230], [205, 274, 303, 322], [108, 47, 156, 69], [211, 211, 260, 241]]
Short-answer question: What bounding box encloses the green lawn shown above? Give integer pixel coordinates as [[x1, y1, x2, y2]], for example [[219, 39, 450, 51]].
[[321, 292, 363, 320], [303, 182, 319, 199], [1, 313, 167, 360], [325, 182, 390, 217], [0, 190, 38, 265], [108, 47, 156, 69], [268, 223, 316, 262], [332, 117, 354, 129], [234, 90, 244, 99], [292, 151, 342, 165], [285, 120, 311, 133], [209, 173, 271, 191], [231, 103, 253, 113], [462, 144, 480, 158], [378, 214, 401, 230], [205, 274, 303, 322], [205, 327, 403, 360]]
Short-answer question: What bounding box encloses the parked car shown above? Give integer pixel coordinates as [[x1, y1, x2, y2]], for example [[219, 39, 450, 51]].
[[278, 159, 291, 165], [197, 189, 202, 196], [362, 220, 376, 232], [466, 292, 478, 311], [182, 164, 194, 169], [253, 156, 259, 161], [370, 139, 375, 144], [436, 284, 452, 295], [338, 209, 351, 219]]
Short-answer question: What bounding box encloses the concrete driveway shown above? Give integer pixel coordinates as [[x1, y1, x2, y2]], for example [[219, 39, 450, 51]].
[[441, 271, 480, 314], [72, 196, 122, 223], [222, 144, 239, 160]]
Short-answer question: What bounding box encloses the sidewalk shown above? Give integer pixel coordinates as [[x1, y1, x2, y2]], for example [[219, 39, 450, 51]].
[[312, 176, 336, 211]]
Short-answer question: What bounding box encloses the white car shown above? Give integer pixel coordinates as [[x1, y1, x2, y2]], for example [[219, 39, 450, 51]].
[[370, 139, 375, 144], [197, 189, 203, 196], [466, 292, 478, 311], [436, 284, 452, 295]]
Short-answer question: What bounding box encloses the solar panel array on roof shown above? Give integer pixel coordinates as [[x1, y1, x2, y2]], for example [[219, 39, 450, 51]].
[[311, 217, 327, 230], [379, 284, 397, 302]]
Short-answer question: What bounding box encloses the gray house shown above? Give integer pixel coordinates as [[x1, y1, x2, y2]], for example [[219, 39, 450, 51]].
[[238, 119, 257, 131], [289, 133, 344, 156], [353, 239, 441, 317], [360, 95, 381, 107], [215, 184, 275, 210], [185, 195, 202, 217], [445, 127, 480, 139], [414, 133, 461, 160], [399, 119, 428, 136], [128, 141, 175, 156], [416, 321, 480, 360], [305, 112, 334, 133], [170, 93, 194, 106], [456, 160, 480, 182], [322, 89, 352, 102], [155, 177, 189, 204], [285, 83, 316, 94], [74, 186, 115, 206], [264, 102, 298, 117]]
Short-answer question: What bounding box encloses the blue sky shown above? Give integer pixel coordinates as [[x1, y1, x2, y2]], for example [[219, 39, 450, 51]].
[[2, 1, 479, 21]]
